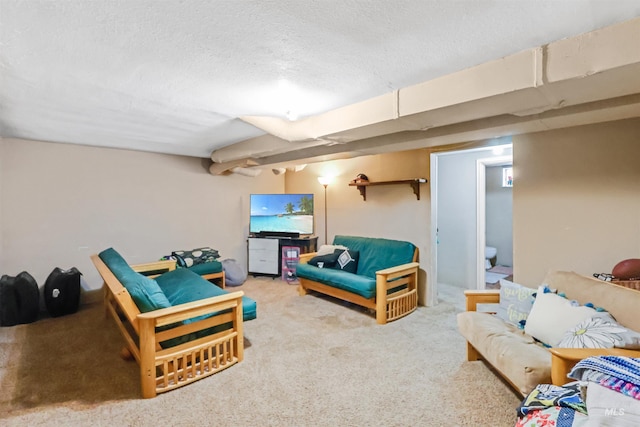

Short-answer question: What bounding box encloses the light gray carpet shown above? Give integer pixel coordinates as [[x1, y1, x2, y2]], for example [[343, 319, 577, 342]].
[[0, 277, 520, 426]]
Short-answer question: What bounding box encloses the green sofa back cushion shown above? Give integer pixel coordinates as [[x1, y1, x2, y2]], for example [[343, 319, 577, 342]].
[[185, 260, 223, 276], [332, 235, 416, 278], [98, 247, 172, 313]]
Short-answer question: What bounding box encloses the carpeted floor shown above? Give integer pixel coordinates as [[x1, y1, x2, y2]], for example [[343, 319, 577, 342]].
[[0, 277, 521, 426]]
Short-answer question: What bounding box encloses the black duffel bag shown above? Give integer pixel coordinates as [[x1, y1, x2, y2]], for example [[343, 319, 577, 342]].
[[0, 271, 40, 326], [44, 267, 82, 317]]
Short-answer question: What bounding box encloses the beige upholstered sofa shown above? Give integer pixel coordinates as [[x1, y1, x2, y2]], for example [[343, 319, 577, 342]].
[[457, 271, 640, 396]]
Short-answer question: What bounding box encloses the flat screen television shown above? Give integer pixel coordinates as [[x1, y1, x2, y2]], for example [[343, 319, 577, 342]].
[[250, 193, 314, 236]]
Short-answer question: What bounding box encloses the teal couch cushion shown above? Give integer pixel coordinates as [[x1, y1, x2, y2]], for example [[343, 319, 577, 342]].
[[296, 263, 377, 299], [185, 260, 223, 276], [155, 268, 257, 321], [99, 248, 171, 312], [333, 235, 415, 278]]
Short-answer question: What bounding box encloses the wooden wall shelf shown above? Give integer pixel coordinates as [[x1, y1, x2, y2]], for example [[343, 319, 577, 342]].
[[349, 178, 428, 201]]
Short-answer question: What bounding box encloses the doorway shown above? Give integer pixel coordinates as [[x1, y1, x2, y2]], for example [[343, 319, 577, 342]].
[[476, 156, 513, 289], [429, 143, 512, 303]]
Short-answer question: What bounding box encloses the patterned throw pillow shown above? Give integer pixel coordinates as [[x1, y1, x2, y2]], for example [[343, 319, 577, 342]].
[[557, 315, 640, 349], [524, 291, 605, 347], [331, 249, 359, 274], [496, 279, 536, 327], [172, 247, 220, 268]]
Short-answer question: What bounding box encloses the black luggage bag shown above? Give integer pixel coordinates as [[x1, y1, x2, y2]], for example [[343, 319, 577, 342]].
[[44, 267, 82, 317], [0, 271, 40, 326]]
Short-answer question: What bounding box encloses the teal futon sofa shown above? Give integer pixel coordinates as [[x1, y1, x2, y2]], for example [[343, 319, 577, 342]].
[[91, 247, 256, 398], [296, 235, 419, 324]]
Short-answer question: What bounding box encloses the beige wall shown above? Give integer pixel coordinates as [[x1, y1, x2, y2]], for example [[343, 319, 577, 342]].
[[284, 150, 433, 305], [0, 139, 282, 296], [513, 118, 640, 286]]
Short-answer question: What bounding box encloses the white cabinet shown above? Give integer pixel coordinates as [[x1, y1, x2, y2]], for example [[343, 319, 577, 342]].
[[248, 238, 279, 275]]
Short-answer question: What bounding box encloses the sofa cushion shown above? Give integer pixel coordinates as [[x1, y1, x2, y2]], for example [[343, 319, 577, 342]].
[[98, 247, 136, 281], [121, 272, 172, 313], [332, 235, 415, 278], [296, 262, 377, 299], [496, 279, 536, 327], [186, 260, 223, 276], [155, 268, 256, 321], [524, 291, 602, 347], [457, 311, 551, 395], [99, 248, 172, 313]]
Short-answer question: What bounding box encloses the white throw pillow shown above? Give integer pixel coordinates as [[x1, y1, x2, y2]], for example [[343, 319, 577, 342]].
[[316, 244, 347, 256], [524, 291, 600, 347]]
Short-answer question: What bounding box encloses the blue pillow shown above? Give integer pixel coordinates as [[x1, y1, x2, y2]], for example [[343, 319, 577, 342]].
[[496, 279, 536, 327], [120, 271, 172, 313]]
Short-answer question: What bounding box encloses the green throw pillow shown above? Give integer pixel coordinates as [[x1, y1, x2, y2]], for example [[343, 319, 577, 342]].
[[121, 272, 172, 313]]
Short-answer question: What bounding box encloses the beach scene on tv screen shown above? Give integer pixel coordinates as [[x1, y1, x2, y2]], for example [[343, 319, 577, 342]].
[[250, 194, 314, 234]]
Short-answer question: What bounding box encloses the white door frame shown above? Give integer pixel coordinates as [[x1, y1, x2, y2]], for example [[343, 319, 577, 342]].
[[429, 143, 512, 303], [429, 152, 439, 307], [475, 156, 513, 289]]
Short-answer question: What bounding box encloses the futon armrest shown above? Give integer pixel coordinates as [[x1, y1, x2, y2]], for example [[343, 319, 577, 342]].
[[463, 289, 500, 312], [549, 347, 640, 386], [137, 291, 244, 326], [131, 259, 177, 275], [376, 262, 420, 277], [298, 252, 316, 264]]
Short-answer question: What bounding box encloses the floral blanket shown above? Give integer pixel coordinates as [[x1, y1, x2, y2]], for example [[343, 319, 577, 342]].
[[515, 383, 588, 427]]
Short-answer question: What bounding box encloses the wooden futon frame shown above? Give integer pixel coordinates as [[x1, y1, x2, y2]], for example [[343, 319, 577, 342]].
[[91, 255, 244, 398]]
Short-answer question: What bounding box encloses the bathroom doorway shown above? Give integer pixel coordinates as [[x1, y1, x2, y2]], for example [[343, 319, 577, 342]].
[[476, 156, 513, 289], [429, 142, 513, 301]]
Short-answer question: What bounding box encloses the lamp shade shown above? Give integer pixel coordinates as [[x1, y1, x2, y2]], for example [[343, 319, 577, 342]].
[[317, 176, 332, 186]]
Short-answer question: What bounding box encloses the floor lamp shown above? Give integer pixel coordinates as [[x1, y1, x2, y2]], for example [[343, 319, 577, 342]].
[[317, 176, 332, 244]]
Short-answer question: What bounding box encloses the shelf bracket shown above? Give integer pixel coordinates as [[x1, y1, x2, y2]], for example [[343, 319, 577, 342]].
[[356, 185, 367, 201], [410, 181, 420, 200]]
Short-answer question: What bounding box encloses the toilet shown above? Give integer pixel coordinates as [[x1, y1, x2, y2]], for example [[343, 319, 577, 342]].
[[485, 246, 497, 269]]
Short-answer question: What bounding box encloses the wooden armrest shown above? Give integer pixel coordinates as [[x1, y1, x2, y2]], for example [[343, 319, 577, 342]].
[[549, 347, 640, 361], [376, 262, 419, 277], [298, 252, 316, 264], [549, 347, 640, 386], [464, 289, 500, 311], [131, 259, 177, 274], [138, 291, 245, 327]]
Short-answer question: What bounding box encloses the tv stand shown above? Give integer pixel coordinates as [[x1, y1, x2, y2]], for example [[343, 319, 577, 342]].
[[254, 231, 300, 239], [248, 235, 318, 277]]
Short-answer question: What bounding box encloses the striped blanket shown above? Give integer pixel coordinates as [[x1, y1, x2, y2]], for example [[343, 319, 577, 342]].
[[569, 356, 640, 400]]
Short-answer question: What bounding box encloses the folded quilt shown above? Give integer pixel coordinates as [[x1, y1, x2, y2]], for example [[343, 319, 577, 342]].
[[517, 383, 587, 418], [569, 356, 640, 385]]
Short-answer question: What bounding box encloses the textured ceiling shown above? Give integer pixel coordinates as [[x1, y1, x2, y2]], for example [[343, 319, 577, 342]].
[[1, 0, 640, 159]]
